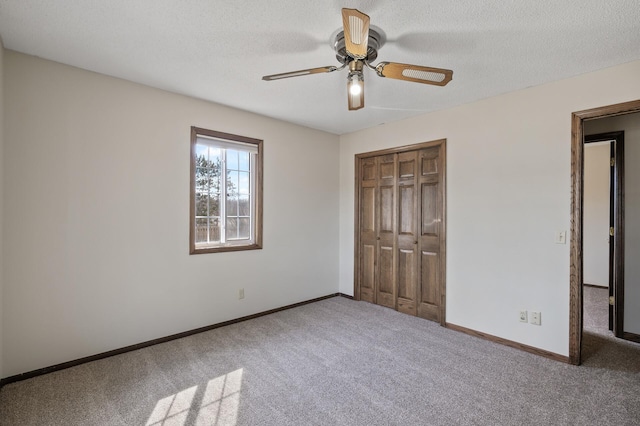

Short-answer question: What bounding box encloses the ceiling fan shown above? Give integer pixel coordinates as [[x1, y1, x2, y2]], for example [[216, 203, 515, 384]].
[[262, 8, 453, 111]]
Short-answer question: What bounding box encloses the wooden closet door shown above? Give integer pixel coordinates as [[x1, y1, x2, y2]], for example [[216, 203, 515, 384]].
[[396, 151, 419, 315], [376, 154, 397, 309], [355, 139, 446, 325], [358, 157, 377, 303], [417, 145, 445, 322]]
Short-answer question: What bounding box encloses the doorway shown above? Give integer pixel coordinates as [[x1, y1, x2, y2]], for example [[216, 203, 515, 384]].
[[570, 99, 640, 365], [583, 132, 623, 335]]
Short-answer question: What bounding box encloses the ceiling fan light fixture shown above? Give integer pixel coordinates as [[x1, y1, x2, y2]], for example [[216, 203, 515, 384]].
[[348, 72, 363, 96], [347, 71, 364, 110]]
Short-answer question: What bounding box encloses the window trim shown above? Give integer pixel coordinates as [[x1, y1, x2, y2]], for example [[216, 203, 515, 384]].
[[189, 126, 263, 254]]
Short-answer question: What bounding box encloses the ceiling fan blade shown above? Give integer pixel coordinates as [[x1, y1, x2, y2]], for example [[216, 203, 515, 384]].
[[342, 8, 370, 59], [375, 62, 453, 86], [262, 65, 338, 81]]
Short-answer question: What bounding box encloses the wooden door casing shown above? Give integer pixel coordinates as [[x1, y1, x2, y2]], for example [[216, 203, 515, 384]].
[[569, 99, 640, 365]]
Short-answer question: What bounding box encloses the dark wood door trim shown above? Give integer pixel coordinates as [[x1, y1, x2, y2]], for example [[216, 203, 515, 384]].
[[355, 139, 447, 159], [354, 156, 362, 301], [570, 99, 640, 365], [609, 141, 615, 332]]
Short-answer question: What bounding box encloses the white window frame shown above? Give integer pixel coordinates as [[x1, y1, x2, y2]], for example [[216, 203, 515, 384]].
[[190, 127, 263, 254]]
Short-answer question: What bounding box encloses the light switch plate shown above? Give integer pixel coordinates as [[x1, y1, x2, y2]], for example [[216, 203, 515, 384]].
[[555, 231, 566, 244]]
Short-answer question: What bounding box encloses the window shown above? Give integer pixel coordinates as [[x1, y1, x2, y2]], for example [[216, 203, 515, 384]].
[[190, 127, 263, 254]]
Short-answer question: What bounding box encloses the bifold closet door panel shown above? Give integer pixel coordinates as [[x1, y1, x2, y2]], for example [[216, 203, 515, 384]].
[[418, 146, 444, 322], [376, 154, 397, 309], [359, 157, 377, 303], [397, 150, 419, 315]]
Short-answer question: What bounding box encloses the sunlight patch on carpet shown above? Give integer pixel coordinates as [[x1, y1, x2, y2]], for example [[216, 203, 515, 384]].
[[195, 368, 243, 425], [146, 369, 244, 426], [146, 385, 197, 425]]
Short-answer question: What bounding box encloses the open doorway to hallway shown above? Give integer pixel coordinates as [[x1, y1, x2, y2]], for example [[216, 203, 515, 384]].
[[582, 131, 622, 339], [584, 114, 640, 346], [570, 100, 640, 365]]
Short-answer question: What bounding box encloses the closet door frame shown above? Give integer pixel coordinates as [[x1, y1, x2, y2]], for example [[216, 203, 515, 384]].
[[354, 139, 447, 325]]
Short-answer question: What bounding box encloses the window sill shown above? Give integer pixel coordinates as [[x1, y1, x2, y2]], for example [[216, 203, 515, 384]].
[[190, 243, 262, 255]]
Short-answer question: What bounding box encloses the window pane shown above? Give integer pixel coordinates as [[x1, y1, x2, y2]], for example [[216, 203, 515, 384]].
[[210, 171, 222, 196], [238, 218, 250, 239], [195, 167, 209, 192], [238, 171, 250, 195], [239, 195, 250, 216], [226, 217, 238, 239], [208, 147, 221, 163], [227, 149, 239, 170], [227, 170, 239, 195], [239, 151, 250, 171], [196, 194, 208, 216], [209, 154, 222, 192], [195, 218, 208, 243], [227, 195, 238, 216], [209, 195, 220, 217], [209, 218, 221, 242], [196, 144, 208, 161]]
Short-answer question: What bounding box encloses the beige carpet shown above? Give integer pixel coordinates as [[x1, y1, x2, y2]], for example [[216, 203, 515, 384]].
[[1, 290, 639, 425]]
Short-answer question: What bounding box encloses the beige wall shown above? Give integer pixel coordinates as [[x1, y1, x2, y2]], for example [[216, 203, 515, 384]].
[[0, 39, 4, 379], [4, 50, 640, 377], [2, 51, 340, 377], [583, 143, 610, 287], [339, 60, 640, 356], [585, 112, 640, 335]]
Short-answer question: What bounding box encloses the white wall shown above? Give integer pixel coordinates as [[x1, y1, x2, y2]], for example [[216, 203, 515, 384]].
[[585, 113, 640, 335], [339, 60, 640, 356], [583, 143, 610, 287], [0, 38, 4, 380], [2, 51, 340, 377]]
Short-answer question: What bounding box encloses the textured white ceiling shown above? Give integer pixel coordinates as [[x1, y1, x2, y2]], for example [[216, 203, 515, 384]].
[[1, 1, 639, 134]]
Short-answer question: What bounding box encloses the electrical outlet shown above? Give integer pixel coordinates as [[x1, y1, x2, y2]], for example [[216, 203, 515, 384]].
[[239, 288, 245, 300], [530, 311, 541, 325], [519, 310, 528, 323]]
